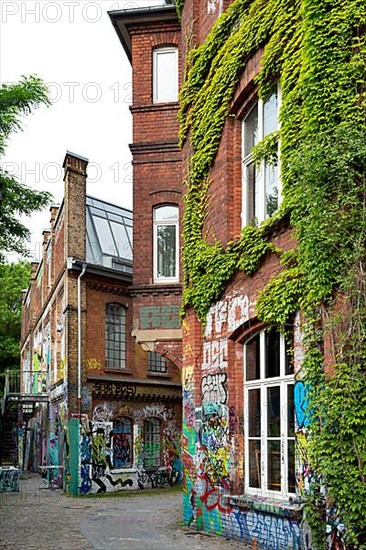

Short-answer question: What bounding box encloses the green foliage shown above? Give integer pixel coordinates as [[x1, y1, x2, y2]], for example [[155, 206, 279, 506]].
[[0, 262, 31, 376], [252, 131, 279, 166], [179, 0, 366, 543], [0, 76, 52, 260], [183, 224, 273, 322], [175, 0, 185, 19], [256, 265, 304, 326]]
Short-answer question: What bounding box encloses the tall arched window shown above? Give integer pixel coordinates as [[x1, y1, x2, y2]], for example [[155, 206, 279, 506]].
[[105, 303, 126, 369], [153, 47, 178, 103], [153, 205, 179, 283], [143, 417, 161, 468], [244, 327, 295, 497]]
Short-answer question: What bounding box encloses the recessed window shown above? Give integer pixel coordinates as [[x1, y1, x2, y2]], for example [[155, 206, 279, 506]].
[[242, 85, 280, 226], [153, 205, 179, 283], [112, 418, 133, 469], [153, 47, 178, 103], [244, 328, 295, 497], [143, 417, 161, 468], [148, 351, 167, 374], [105, 303, 126, 369]]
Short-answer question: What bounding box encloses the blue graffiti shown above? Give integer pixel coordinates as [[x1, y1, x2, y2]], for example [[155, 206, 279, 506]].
[[294, 381, 311, 429], [228, 508, 302, 550]]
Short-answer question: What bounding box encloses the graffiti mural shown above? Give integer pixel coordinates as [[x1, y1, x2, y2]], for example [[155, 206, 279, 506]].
[[182, 295, 310, 548], [201, 373, 227, 405], [78, 402, 182, 494], [0, 467, 20, 493], [294, 381, 311, 429]]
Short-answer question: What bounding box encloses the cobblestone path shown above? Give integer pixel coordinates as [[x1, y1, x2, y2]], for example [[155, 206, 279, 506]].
[[0, 475, 250, 550]]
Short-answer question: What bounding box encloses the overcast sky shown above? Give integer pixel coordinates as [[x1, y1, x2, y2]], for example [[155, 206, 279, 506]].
[[1, 0, 163, 262]]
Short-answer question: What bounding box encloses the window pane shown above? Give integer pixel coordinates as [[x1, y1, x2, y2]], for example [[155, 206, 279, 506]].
[[154, 206, 178, 222], [263, 87, 278, 136], [246, 162, 260, 225], [157, 224, 176, 278], [287, 384, 295, 436], [244, 104, 259, 157], [93, 216, 116, 254], [154, 49, 178, 103], [265, 162, 279, 218], [148, 351, 167, 373], [285, 333, 294, 375], [110, 221, 131, 259], [248, 389, 261, 437], [265, 328, 280, 378], [105, 304, 126, 368], [246, 333, 260, 380], [144, 418, 161, 468], [267, 386, 280, 437], [113, 419, 132, 468], [249, 440, 261, 488], [267, 440, 281, 491], [288, 439, 296, 493]]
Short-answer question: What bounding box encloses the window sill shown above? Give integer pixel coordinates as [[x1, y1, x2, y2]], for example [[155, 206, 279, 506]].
[[104, 368, 133, 375], [110, 467, 136, 474], [153, 278, 180, 285], [228, 494, 304, 520], [147, 371, 171, 379]]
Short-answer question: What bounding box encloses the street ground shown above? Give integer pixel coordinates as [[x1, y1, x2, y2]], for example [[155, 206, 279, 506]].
[[0, 475, 250, 550]]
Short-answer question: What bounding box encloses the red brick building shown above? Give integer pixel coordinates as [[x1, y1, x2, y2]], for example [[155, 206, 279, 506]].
[[110, 1, 307, 545], [110, 2, 183, 367], [19, 150, 182, 494]]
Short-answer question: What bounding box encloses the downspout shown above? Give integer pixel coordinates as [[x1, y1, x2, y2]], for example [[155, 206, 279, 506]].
[[77, 263, 87, 415]]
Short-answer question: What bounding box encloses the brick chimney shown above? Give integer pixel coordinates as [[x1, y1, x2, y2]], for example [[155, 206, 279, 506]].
[[63, 151, 88, 261]]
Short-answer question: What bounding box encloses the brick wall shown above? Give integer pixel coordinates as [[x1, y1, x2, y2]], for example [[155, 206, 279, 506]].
[[127, 9, 183, 364], [180, 2, 306, 546]]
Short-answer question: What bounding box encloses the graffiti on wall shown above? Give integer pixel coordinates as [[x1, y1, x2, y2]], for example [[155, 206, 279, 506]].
[[228, 507, 303, 550], [204, 294, 254, 339], [201, 373, 228, 405], [0, 467, 19, 493], [198, 405, 229, 484], [79, 402, 182, 494], [202, 339, 227, 370], [294, 381, 311, 429]]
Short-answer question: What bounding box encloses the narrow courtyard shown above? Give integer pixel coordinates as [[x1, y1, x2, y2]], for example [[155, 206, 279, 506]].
[[0, 475, 249, 550]]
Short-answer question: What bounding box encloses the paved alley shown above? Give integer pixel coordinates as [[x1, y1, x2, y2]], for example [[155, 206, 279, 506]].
[[0, 476, 250, 550]]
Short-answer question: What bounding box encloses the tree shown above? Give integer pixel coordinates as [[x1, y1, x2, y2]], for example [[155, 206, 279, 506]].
[[0, 262, 31, 383], [0, 75, 52, 261]]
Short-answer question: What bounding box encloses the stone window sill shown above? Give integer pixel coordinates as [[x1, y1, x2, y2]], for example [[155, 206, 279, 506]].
[[147, 371, 171, 379], [104, 368, 133, 375], [228, 494, 305, 520]]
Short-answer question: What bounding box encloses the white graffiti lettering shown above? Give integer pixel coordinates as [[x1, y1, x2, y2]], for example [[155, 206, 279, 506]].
[[201, 373, 228, 405], [202, 339, 228, 370]]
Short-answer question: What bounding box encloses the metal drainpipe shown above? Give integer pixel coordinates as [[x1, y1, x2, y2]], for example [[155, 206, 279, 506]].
[[77, 263, 87, 414]]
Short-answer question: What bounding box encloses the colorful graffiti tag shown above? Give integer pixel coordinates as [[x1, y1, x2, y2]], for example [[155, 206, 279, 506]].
[[79, 402, 182, 494], [0, 467, 20, 493]]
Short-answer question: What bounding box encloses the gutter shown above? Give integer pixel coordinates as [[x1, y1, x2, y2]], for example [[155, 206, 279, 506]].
[[77, 262, 87, 412]]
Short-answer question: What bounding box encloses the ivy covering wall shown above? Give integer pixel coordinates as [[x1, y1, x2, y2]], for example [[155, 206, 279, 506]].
[[178, 0, 366, 546]]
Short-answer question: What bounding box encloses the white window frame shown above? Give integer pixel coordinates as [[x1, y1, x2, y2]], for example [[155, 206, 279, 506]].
[[244, 329, 295, 499], [153, 205, 179, 284], [153, 47, 179, 104], [242, 84, 282, 227]]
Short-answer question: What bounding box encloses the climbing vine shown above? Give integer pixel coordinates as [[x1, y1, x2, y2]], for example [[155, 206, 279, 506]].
[[179, 0, 366, 546]]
